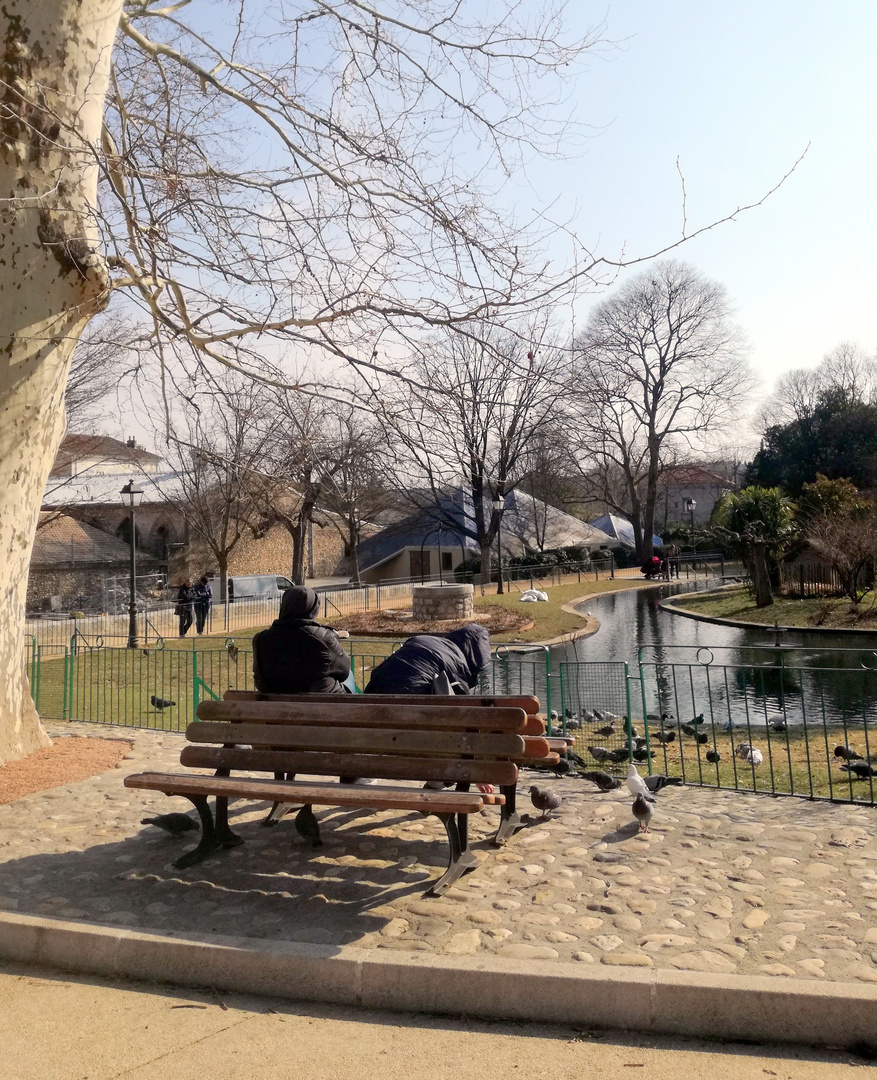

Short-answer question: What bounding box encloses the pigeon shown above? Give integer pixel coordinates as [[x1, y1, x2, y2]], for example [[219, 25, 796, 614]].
[[581, 770, 621, 792], [150, 694, 176, 710], [566, 749, 590, 770], [550, 709, 559, 723], [607, 747, 632, 764], [681, 723, 698, 738], [706, 749, 721, 764], [226, 642, 239, 662], [841, 762, 877, 779], [294, 805, 322, 847], [140, 813, 198, 835], [588, 745, 612, 763], [653, 729, 676, 744], [565, 718, 581, 731], [646, 711, 673, 724], [594, 724, 616, 737], [582, 711, 598, 724], [632, 793, 653, 832], [768, 720, 787, 732], [632, 747, 656, 762], [628, 726, 639, 739], [735, 743, 753, 759], [834, 745, 865, 761], [643, 773, 683, 793], [530, 785, 563, 819], [565, 708, 574, 720], [690, 713, 705, 725], [742, 747, 764, 767], [626, 764, 655, 803], [695, 732, 709, 745]]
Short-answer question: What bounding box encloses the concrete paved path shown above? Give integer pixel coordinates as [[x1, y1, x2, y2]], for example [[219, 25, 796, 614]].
[[2, 961, 868, 1080]]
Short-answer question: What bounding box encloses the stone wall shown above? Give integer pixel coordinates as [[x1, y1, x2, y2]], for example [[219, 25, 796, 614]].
[[411, 584, 474, 622]]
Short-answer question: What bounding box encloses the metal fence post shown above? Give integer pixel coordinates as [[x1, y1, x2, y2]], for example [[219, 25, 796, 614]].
[[192, 651, 199, 717]]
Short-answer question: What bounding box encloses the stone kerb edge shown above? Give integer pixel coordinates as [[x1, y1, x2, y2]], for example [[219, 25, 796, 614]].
[[1, 913, 877, 1047]]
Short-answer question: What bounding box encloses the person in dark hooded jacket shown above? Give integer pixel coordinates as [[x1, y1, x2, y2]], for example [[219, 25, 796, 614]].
[[252, 586, 351, 694], [364, 624, 491, 696]]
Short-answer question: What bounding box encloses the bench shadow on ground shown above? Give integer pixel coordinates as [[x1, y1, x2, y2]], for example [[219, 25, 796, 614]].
[[0, 799, 507, 949]]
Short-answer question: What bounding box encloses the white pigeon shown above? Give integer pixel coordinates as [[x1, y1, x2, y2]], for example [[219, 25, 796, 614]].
[[626, 763, 656, 803], [745, 747, 764, 767]]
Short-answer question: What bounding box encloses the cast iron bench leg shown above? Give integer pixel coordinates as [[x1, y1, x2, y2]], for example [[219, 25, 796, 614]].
[[493, 783, 524, 846], [427, 812, 479, 896], [214, 796, 244, 850], [263, 772, 296, 826], [173, 795, 225, 869]]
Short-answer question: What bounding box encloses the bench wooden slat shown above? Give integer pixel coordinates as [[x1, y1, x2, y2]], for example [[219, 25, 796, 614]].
[[179, 745, 518, 785], [197, 700, 527, 732], [125, 772, 485, 814], [222, 690, 541, 715], [186, 721, 526, 759], [519, 737, 554, 760]]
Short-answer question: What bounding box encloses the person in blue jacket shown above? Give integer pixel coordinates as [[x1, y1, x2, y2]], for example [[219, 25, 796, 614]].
[[364, 624, 491, 695]]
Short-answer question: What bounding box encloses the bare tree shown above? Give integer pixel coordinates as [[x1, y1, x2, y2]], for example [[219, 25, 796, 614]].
[[0, 0, 608, 759], [567, 261, 753, 559], [156, 385, 272, 602], [379, 322, 571, 581], [0, 0, 799, 759], [251, 390, 343, 587], [807, 507, 877, 604], [316, 408, 394, 584], [755, 342, 877, 431]]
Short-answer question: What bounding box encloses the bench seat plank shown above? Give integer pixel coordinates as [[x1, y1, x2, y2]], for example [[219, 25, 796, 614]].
[[198, 700, 528, 732], [186, 721, 526, 758], [125, 771, 485, 814], [179, 746, 518, 785]]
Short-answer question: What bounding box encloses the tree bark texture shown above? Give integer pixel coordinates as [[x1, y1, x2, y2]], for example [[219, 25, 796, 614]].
[[0, 0, 121, 762]]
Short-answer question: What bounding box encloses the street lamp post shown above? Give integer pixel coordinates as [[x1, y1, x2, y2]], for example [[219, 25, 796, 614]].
[[684, 497, 697, 537], [492, 494, 504, 595], [120, 479, 145, 648]]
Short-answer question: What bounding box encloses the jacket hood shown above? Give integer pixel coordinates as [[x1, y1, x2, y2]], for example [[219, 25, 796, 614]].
[[278, 586, 320, 621], [444, 624, 491, 677]]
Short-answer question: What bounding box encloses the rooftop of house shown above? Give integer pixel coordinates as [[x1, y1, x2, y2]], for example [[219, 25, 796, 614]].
[[357, 488, 617, 573], [51, 434, 164, 477], [32, 513, 155, 567], [42, 468, 186, 508]]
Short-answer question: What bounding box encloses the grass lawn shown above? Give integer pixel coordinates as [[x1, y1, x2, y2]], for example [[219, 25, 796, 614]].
[[666, 584, 877, 630], [566, 717, 877, 804]]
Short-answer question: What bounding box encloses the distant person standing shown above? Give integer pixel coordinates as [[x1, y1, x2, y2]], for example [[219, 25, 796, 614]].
[[192, 575, 212, 635], [176, 578, 194, 637]]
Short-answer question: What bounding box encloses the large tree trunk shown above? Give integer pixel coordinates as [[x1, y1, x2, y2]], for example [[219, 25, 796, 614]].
[[0, 0, 121, 763]]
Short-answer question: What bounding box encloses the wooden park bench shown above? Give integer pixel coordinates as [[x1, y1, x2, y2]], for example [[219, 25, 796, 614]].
[[124, 693, 564, 896]]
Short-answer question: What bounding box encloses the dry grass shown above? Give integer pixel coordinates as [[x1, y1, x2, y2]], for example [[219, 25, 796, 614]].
[[566, 720, 877, 804]]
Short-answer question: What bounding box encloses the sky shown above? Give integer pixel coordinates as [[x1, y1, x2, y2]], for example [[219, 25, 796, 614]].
[[519, 1, 877, 393], [110, 1, 877, 451]]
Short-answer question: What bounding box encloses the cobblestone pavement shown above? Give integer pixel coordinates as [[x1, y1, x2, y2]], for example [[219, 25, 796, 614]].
[[2, 722, 877, 985]]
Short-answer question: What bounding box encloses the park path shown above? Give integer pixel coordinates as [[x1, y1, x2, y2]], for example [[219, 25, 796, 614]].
[[1, 722, 876, 986], [2, 961, 864, 1080]]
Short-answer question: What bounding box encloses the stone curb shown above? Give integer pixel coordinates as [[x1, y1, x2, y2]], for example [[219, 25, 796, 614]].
[[2, 912, 876, 1048], [660, 594, 877, 636]]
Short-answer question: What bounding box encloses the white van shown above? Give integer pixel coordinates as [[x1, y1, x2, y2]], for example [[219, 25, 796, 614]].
[[226, 574, 294, 603]]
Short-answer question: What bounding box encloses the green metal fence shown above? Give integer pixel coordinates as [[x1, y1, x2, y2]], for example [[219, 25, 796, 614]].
[[25, 636, 877, 808]]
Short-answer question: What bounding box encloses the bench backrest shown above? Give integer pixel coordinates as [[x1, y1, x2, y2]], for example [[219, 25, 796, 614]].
[[221, 690, 546, 734], [186, 700, 546, 785]]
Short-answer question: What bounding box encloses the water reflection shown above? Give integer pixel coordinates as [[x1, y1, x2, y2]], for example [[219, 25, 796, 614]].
[[558, 581, 877, 728]]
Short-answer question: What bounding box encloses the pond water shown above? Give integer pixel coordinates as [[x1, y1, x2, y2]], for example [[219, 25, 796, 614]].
[[548, 580, 877, 729]]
